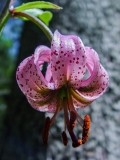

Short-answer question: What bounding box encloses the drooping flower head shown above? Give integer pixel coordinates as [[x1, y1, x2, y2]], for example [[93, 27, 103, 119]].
[[16, 30, 109, 147]]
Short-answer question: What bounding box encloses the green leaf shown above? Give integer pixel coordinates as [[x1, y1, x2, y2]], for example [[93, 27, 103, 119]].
[[19, 9, 53, 26], [38, 11, 52, 26], [15, 1, 62, 12], [24, 8, 44, 17]]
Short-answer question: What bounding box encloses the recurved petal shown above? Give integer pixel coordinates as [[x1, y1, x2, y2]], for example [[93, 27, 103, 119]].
[[81, 47, 100, 87], [76, 47, 109, 101], [34, 45, 51, 64], [34, 45, 55, 90], [76, 65, 109, 102], [51, 30, 86, 89], [16, 55, 50, 99], [70, 47, 109, 105]]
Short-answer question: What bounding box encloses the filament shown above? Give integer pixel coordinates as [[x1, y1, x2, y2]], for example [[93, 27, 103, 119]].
[[50, 95, 61, 126], [62, 131, 68, 146], [42, 117, 51, 145], [70, 111, 77, 130]]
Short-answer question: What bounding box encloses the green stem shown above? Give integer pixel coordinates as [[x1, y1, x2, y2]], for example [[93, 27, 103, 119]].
[[0, 11, 10, 34], [0, 10, 10, 34], [14, 11, 53, 41]]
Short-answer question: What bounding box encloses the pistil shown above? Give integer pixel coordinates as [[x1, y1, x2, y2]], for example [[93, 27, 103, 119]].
[[63, 96, 82, 148], [42, 94, 61, 145], [69, 130, 82, 148]]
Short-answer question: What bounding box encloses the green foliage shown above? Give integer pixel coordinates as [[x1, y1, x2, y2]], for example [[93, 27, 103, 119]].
[[0, 1, 62, 35], [14, 1, 62, 26], [39, 11, 52, 26], [15, 1, 62, 12], [21, 9, 53, 26]]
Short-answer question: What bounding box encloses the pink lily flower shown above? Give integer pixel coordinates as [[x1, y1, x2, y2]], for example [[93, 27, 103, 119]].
[[16, 30, 109, 148]]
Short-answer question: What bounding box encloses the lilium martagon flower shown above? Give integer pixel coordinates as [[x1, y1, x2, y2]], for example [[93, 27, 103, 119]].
[[16, 30, 109, 148]]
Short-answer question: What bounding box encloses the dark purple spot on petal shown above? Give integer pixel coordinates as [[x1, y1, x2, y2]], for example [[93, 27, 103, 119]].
[[56, 61, 60, 64]]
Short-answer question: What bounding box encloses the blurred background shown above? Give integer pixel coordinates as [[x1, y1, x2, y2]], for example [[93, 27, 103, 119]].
[[0, 0, 120, 160]]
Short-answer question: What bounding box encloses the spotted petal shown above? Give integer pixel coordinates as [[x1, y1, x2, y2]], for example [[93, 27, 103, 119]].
[[81, 47, 100, 87], [16, 55, 53, 102], [78, 64, 109, 99], [51, 30, 87, 89], [71, 47, 109, 105]]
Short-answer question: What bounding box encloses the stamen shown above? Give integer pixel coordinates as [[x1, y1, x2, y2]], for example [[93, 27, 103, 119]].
[[42, 97, 62, 145], [42, 117, 51, 145], [82, 115, 91, 144], [62, 131, 68, 146], [70, 111, 77, 130], [50, 97, 61, 125]]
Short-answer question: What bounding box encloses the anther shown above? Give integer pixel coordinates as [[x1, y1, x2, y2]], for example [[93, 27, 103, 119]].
[[70, 111, 77, 130], [82, 115, 91, 144], [62, 131, 68, 146], [42, 117, 51, 145], [69, 130, 82, 148]]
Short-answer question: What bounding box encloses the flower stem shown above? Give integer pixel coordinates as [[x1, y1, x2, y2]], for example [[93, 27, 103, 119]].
[[0, 11, 10, 34], [13, 11, 53, 41], [0, 0, 11, 34]]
